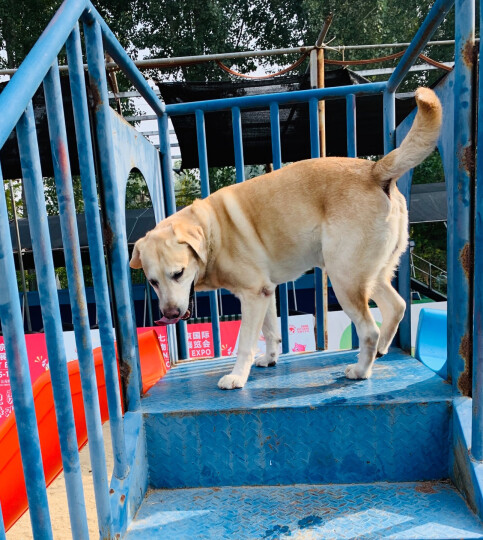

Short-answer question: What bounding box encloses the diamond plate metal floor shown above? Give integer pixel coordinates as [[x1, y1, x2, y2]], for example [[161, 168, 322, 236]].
[[124, 481, 483, 539], [142, 350, 453, 487]]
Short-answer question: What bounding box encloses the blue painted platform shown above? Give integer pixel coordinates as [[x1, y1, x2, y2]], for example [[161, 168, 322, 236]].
[[142, 350, 452, 488], [125, 481, 483, 539]]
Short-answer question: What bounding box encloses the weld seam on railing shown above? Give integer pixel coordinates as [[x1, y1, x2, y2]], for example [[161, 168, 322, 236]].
[[158, 113, 184, 362], [0, 0, 87, 149], [269, 102, 290, 354], [195, 109, 222, 358], [44, 61, 113, 536], [66, 23, 129, 478], [17, 103, 87, 539], [84, 18, 142, 411]]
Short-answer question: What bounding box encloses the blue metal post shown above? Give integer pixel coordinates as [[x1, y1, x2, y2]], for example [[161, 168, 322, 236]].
[[269, 103, 290, 354], [83, 2, 165, 117], [308, 98, 326, 351], [84, 18, 142, 410], [166, 82, 387, 117], [387, 0, 455, 93], [17, 103, 86, 539], [0, 502, 5, 540], [346, 94, 360, 350], [449, 0, 475, 395], [472, 0, 483, 461], [195, 109, 222, 357], [232, 107, 245, 183], [158, 113, 185, 362], [0, 164, 53, 539], [43, 61, 113, 536], [65, 24, 128, 479]]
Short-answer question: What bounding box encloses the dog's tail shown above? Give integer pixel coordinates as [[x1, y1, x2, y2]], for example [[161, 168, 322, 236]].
[[372, 87, 442, 191]]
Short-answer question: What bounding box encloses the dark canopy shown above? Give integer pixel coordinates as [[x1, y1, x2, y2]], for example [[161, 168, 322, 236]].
[[157, 69, 417, 169]]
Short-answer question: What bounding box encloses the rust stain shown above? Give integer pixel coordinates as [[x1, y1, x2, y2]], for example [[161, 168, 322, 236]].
[[460, 145, 475, 176], [109, 488, 114, 494], [120, 494, 126, 503], [459, 243, 473, 282], [120, 360, 132, 387], [90, 81, 103, 111], [415, 482, 437, 494], [458, 332, 472, 397], [462, 40, 477, 68], [57, 137, 70, 173], [103, 222, 114, 250]]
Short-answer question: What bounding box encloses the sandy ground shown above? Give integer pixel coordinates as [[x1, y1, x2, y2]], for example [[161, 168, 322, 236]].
[[7, 422, 114, 540]]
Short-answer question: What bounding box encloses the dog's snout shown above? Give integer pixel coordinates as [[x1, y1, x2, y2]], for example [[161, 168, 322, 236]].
[[162, 307, 181, 320]]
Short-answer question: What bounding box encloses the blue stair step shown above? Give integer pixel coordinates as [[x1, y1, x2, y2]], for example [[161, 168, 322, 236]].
[[142, 350, 452, 488], [124, 481, 483, 539]]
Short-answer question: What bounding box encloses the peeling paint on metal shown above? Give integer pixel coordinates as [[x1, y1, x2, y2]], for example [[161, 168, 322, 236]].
[[458, 333, 472, 396], [460, 243, 473, 282]]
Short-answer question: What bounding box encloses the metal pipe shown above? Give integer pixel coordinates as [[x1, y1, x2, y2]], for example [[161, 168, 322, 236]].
[[65, 23, 129, 479], [8, 179, 32, 333], [346, 94, 360, 350], [0, 0, 87, 149], [0, 163, 53, 538], [269, 102, 290, 354], [82, 2, 165, 117], [308, 98, 326, 351], [166, 82, 387, 117], [0, 39, 461, 77], [449, 0, 475, 396], [232, 107, 245, 183], [195, 109, 222, 358], [158, 115, 184, 362], [44, 61, 113, 536], [84, 18, 142, 410], [0, 502, 5, 540], [18, 102, 88, 539], [472, 0, 483, 461], [387, 0, 455, 92]]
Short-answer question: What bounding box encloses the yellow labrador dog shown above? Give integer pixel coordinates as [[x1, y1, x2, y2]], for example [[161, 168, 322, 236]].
[[130, 87, 442, 390]]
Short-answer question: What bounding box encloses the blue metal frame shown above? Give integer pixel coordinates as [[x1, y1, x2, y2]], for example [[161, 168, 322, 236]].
[[17, 102, 88, 539], [2, 0, 483, 534], [472, 0, 483, 461]]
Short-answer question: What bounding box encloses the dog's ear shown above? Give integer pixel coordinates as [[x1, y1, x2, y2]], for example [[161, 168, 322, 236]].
[[130, 238, 144, 269], [172, 222, 207, 264]]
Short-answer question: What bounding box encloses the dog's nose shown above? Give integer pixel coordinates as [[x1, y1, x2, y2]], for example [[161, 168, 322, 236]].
[[163, 307, 181, 320]]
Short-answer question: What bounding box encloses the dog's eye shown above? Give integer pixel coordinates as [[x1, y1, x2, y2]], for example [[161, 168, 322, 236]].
[[172, 269, 184, 280], [149, 279, 158, 288]]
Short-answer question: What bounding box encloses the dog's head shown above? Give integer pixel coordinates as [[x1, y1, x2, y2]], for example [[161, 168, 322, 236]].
[[130, 220, 207, 325]]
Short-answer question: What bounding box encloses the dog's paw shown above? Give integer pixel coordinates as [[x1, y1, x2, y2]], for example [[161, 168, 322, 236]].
[[255, 353, 277, 368], [218, 373, 246, 390], [345, 363, 371, 380]]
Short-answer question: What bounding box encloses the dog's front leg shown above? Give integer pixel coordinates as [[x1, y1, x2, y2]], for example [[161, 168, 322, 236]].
[[218, 291, 271, 390]]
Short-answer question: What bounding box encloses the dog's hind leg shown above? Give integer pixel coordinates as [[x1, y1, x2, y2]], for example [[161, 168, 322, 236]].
[[328, 274, 380, 380], [255, 293, 281, 368], [371, 277, 406, 356], [218, 290, 271, 390]]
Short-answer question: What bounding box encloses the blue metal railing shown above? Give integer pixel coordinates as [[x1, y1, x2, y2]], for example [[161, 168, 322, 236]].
[[0, 0, 481, 537]]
